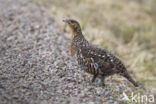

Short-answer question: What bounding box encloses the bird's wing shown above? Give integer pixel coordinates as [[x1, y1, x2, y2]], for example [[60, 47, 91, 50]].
[[80, 45, 116, 71]]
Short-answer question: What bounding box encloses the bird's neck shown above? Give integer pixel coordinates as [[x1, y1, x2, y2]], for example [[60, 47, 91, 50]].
[[71, 27, 88, 47], [72, 31, 84, 41], [72, 31, 82, 39], [71, 26, 82, 39], [72, 33, 87, 48]]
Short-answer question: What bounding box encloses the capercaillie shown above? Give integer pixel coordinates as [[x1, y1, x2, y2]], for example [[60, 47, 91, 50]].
[[63, 19, 139, 87]]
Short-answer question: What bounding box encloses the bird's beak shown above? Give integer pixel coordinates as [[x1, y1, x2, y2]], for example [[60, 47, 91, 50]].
[[63, 19, 69, 23]]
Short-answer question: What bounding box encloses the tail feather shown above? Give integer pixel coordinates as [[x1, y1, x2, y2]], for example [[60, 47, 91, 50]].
[[121, 71, 139, 87]]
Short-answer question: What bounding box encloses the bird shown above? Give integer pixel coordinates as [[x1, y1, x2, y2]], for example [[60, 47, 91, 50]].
[[63, 19, 139, 87]]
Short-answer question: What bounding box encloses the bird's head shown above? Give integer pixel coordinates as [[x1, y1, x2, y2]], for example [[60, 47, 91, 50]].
[[63, 19, 82, 37]]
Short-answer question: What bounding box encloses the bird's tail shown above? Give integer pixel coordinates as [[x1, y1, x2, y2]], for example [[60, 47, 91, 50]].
[[121, 71, 139, 87]]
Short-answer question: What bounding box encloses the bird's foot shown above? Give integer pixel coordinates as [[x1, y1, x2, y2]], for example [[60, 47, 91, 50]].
[[91, 75, 97, 83], [101, 82, 105, 87]]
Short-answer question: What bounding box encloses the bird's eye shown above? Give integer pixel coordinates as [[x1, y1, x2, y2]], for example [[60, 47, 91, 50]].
[[69, 22, 73, 24]]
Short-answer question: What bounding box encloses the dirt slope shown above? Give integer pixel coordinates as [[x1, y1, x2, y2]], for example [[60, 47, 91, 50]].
[[0, 0, 154, 104]]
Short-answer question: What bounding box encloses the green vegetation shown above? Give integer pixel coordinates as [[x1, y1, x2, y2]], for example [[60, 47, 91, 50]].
[[36, 0, 156, 93]]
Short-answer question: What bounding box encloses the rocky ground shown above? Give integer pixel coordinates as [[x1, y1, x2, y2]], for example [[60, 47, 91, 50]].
[[0, 0, 154, 104]]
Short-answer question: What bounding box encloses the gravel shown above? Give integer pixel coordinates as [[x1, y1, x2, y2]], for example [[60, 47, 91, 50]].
[[0, 0, 154, 104]]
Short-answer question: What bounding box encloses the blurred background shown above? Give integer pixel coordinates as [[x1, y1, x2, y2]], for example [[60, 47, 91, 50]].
[[36, 0, 156, 92]]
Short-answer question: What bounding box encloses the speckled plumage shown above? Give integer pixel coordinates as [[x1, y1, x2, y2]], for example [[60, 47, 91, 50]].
[[63, 19, 139, 87]]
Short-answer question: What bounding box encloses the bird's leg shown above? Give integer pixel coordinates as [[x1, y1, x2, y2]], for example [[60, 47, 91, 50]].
[[91, 74, 97, 83], [101, 76, 106, 87]]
